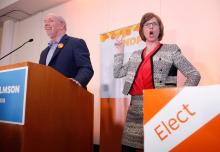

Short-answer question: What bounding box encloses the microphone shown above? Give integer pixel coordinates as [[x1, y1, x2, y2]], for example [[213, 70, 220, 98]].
[[0, 38, 34, 61], [28, 38, 33, 42]]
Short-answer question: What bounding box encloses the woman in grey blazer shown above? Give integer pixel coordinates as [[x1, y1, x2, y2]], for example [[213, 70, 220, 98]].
[[114, 12, 201, 152]]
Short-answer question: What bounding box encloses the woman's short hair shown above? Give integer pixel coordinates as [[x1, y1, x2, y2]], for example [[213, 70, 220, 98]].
[[139, 12, 164, 41]]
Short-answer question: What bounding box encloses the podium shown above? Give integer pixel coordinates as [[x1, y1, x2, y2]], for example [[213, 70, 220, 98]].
[[143, 86, 220, 152], [0, 62, 94, 152]]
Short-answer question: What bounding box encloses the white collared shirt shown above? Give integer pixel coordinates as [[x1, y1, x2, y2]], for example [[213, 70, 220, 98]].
[[46, 35, 64, 65]]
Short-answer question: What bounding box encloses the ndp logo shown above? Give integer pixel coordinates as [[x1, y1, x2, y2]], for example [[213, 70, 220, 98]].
[[154, 104, 196, 141]]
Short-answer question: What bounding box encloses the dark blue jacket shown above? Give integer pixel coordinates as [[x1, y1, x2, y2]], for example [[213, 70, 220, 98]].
[[39, 34, 94, 87]]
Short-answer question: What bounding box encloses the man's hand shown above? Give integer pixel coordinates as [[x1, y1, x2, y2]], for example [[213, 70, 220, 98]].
[[69, 78, 82, 87]]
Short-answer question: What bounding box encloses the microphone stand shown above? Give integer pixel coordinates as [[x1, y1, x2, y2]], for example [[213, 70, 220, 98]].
[[0, 39, 33, 61]]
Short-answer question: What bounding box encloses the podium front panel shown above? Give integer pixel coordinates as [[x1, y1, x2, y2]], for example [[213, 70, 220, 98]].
[[143, 85, 220, 152]]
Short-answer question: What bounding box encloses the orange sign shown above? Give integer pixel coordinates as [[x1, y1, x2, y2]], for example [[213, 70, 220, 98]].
[[143, 85, 220, 151]]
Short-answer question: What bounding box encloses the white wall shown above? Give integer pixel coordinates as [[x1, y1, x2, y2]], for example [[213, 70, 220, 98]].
[[0, 20, 15, 65], [0, 26, 2, 51], [2, 0, 220, 144]]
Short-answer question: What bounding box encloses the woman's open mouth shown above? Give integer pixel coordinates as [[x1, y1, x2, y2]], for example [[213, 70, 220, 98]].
[[149, 31, 154, 35]]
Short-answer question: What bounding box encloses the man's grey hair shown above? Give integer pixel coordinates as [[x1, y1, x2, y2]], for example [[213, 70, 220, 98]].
[[45, 13, 67, 31]]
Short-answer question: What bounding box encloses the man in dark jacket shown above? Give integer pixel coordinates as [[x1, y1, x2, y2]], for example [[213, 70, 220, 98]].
[[39, 13, 93, 88]]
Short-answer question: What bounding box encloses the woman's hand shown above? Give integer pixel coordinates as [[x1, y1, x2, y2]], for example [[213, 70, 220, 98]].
[[114, 36, 124, 53]]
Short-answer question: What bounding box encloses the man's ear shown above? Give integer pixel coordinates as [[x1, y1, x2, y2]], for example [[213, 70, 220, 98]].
[[60, 24, 65, 30]]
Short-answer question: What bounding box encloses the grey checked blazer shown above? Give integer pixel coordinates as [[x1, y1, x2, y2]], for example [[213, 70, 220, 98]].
[[114, 44, 201, 95]]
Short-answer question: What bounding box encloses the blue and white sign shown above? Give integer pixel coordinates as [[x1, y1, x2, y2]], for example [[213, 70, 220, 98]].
[[0, 67, 28, 125]]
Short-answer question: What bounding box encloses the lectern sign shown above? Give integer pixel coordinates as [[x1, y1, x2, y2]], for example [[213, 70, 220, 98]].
[[0, 67, 28, 125], [143, 85, 220, 151]]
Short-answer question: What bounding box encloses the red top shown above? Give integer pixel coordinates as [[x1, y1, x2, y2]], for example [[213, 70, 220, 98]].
[[129, 43, 161, 95]]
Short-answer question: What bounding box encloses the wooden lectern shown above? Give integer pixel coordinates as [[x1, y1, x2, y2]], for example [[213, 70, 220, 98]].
[[0, 62, 94, 152]]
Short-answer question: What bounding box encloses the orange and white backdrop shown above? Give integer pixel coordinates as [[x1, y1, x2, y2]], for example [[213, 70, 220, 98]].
[[100, 24, 144, 98]]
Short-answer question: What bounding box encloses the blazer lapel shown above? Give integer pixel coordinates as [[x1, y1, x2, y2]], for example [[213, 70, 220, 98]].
[[122, 50, 143, 95], [49, 34, 69, 64], [41, 46, 50, 64]]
